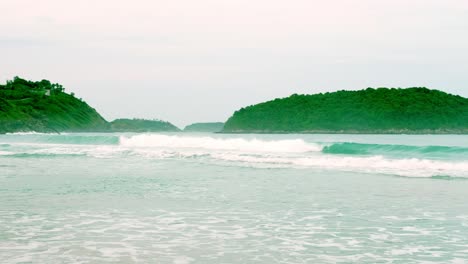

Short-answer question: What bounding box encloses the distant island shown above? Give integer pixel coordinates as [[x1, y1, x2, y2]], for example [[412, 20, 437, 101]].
[[110, 118, 180, 132], [183, 122, 224, 132], [0, 77, 179, 134], [222, 88, 468, 134], [0, 77, 109, 133], [3, 78, 468, 135]]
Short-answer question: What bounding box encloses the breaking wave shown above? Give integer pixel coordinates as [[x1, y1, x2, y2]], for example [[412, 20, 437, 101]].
[[207, 153, 468, 178], [2, 133, 468, 178], [119, 134, 322, 153], [322, 142, 468, 155]]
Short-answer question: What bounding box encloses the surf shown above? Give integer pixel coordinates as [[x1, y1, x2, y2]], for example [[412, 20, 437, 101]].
[[119, 134, 322, 153], [2, 133, 468, 178], [322, 142, 468, 159]]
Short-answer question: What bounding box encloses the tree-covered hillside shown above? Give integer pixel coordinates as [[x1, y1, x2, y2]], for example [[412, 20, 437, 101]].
[[0, 77, 109, 133], [183, 122, 224, 132], [223, 88, 468, 134], [110, 119, 180, 132]]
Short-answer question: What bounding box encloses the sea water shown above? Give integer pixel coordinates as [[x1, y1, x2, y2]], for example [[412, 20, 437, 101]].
[[0, 132, 468, 263]]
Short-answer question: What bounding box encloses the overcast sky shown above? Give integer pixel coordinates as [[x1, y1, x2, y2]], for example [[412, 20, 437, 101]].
[[1, 0, 467, 127]]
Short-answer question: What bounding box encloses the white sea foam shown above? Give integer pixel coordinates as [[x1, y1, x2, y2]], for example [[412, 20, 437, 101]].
[[119, 134, 322, 153], [294, 155, 468, 178], [209, 152, 468, 177], [5, 131, 58, 135], [3, 134, 468, 178]]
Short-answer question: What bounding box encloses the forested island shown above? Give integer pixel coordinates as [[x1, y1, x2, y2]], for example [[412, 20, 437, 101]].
[[183, 122, 224, 132], [110, 118, 180, 132], [3, 78, 468, 134], [0, 77, 109, 133], [222, 88, 468, 134], [0, 77, 179, 134]]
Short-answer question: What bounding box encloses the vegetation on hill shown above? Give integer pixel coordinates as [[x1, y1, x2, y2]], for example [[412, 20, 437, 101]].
[[0, 76, 109, 133], [110, 118, 180, 132], [222, 88, 468, 134], [183, 122, 224, 132]]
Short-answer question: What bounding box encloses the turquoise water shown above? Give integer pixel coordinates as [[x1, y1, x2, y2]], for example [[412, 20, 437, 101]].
[[1, 133, 468, 263]]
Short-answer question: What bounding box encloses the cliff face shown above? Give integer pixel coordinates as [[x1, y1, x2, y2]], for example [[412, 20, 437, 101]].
[[223, 88, 468, 134], [0, 77, 109, 133]]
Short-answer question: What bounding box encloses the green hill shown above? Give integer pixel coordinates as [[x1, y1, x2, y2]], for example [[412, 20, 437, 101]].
[[183, 122, 224, 132], [0, 77, 109, 133], [110, 118, 180, 132], [222, 88, 468, 134]]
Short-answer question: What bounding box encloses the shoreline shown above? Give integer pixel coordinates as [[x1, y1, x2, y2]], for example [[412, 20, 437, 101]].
[[219, 129, 468, 135], [2, 129, 468, 135]]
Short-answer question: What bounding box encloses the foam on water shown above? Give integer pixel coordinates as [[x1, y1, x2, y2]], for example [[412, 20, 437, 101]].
[[210, 153, 468, 178], [1, 133, 468, 178], [5, 132, 54, 135], [1, 209, 467, 263], [119, 134, 322, 153], [2, 146, 466, 178], [2, 133, 468, 263]]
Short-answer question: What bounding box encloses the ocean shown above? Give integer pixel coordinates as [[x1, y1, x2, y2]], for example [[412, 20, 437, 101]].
[[1, 132, 468, 263]]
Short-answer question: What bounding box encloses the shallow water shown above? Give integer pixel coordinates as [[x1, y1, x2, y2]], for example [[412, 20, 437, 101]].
[[1, 133, 468, 263]]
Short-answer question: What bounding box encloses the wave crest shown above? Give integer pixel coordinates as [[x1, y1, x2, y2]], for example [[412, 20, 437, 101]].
[[323, 142, 468, 156], [119, 134, 322, 153]]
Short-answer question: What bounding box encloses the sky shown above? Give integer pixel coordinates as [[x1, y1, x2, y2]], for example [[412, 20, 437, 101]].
[[1, 0, 468, 128]]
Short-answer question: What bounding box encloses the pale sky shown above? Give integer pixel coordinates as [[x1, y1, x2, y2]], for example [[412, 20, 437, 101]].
[[1, 0, 467, 127]]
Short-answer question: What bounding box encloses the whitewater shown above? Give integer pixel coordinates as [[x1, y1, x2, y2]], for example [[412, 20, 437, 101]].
[[1, 132, 468, 263]]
